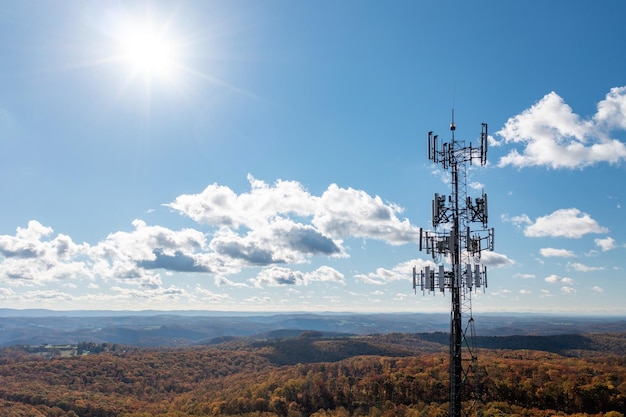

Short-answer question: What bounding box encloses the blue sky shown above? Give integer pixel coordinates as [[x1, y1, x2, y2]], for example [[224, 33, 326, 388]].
[[1, 1, 625, 314]]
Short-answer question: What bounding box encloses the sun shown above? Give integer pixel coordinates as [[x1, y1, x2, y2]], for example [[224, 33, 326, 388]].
[[116, 18, 183, 83]]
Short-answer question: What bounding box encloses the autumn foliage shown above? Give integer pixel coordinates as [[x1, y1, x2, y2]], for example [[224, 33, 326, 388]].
[[0, 333, 624, 417]]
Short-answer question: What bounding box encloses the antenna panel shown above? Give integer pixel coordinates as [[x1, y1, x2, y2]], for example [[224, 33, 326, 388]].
[[483, 193, 488, 225], [428, 131, 433, 160], [432, 194, 439, 227], [438, 265, 445, 292], [483, 266, 487, 288], [481, 123, 488, 165], [474, 264, 481, 288]]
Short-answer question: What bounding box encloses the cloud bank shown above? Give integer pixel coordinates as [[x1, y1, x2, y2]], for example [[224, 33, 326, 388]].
[[0, 176, 420, 294]]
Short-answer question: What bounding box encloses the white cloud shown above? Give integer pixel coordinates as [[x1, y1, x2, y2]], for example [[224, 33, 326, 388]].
[[244, 296, 273, 304], [193, 286, 231, 302], [214, 276, 249, 288], [0, 218, 214, 289], [0, 176, 443, 307], [249, 265, 345, 288], [545, 274, 561, 284], [306, 265, 345, 285], [0, 287, 15, 298], [249, 266, 302, 287], [524, 208, 608, 238], [314, 184, 420, 244], [542, 275, 576, 297], [539, 247, 575, 258], [540, 289, 552, 297], [110, 284, 189, 302], [501, 213, 531, 227], [514, 273, 536, 280], [545, 275, 575, 287], [567, 262, 604, 272], [32, 289, 74, 301], [592, 286, 604, 293], [167, 176, 420, 245], [354, 258, 432, 285], [166, 175, 314, 230], [519, 289, 531, 295], [497, 87, 626, 169], [0, 221, 92, 285], [95, 219, 208, 264], [594, 86, 626, 130], [594, 236, 616, 251], [209, 218, 345, 266], [480, 251, 515, 267]]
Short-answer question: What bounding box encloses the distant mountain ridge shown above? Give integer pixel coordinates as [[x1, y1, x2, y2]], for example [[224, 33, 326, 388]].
[[0, 309, 624, 347]]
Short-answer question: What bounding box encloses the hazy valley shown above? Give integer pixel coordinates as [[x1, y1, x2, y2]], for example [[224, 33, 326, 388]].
[[1, 310, 624, 347]]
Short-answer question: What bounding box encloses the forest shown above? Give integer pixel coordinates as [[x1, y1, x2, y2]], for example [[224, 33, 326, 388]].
[[0, 332, 625, 417]]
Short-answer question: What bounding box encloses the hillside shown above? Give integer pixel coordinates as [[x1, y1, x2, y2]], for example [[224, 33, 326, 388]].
[[1, 310, 624, 347], [0, 331, 625, 417]]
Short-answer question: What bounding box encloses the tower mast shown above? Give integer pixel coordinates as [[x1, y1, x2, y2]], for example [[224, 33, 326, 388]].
[[414, 114, 493, 417]]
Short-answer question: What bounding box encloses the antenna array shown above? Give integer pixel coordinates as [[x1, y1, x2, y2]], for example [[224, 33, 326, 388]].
[[414, 116, 494, 417]]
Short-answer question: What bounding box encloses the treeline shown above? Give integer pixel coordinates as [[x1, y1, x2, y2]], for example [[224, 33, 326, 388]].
[[0, 335, 624, 416]]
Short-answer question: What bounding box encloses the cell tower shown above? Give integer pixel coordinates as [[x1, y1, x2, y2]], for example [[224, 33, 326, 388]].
[[413, 112, 494, 417]]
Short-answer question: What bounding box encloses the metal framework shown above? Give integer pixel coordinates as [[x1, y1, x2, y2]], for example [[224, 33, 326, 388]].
[[413, 113, 494, 417]]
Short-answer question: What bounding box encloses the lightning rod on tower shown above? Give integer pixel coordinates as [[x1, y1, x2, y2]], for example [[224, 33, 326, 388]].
[[414, 112, 494, 417]]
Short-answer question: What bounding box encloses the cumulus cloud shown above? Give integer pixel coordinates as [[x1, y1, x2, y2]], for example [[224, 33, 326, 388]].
[[545, 274, 561, 284], [110, 285, 190, 302], [501, 213, 531, 228], [24, 289, 73, 302], [480, 251, 514, 267], [0, 221, 92, 284], [0, 176, 424, 304], [249, 265, 344, 288], [594, 236, 616, 251], [168, 175, 420, 245], [138, 249, 212, 272], [314, 184, 419, 244], [165, 175, 313, 229], [354, 259, 432, 285], [193, 286, 231, 302], [89, 219, 216, 287], [209, 219, 345, 266], [539, 247, 576, 258], [522, 208, 608, 238], [594, 86, 626, 130], [567, 262, 604, 272], [544, 275, 577, 295], [497, 87, 626, 169], [0, 218, 216, 289]]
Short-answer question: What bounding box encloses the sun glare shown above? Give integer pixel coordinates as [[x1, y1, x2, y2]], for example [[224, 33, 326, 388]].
[[117, 19, 182, 83]]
